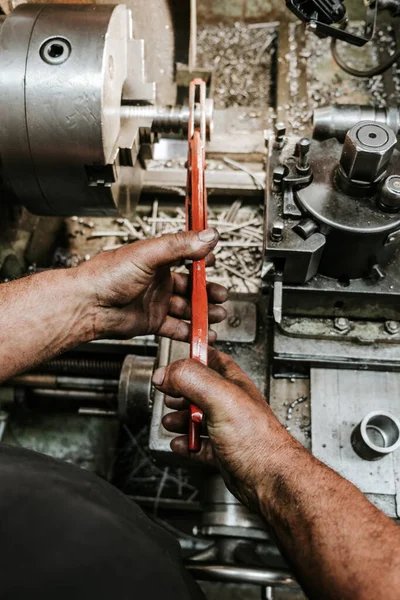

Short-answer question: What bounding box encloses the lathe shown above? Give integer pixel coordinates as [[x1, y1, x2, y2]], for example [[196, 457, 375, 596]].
[[0, 1, 399, 598]]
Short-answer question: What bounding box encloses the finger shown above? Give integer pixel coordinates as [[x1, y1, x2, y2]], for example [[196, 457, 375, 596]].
[[132, 229, 219, 271], [172, 273, 228, 303], [157, 316, 218, 343], [170, 435, 216, 467], [163, 410, 208, 435], [168, 295, 227, 324], [162, 410, 190, 434], [152, 357, 242, 418], [205, 253, 216, 268], [164, 396, 189, 410]]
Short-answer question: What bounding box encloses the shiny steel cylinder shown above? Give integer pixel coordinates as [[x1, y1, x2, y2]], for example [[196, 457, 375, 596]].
[[121, 100, 214, 141], [186, 564, 296, 588], [118, 355, 155, 423], [0, 4, 154, 216], [199, 474, 267, 539], [313, 104, 400, 142], [351, 411, 400, 461]]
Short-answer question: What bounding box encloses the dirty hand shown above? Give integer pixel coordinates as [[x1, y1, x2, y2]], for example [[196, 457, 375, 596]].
[[77, 229, 228, 340], [152, 348, 296, 509]]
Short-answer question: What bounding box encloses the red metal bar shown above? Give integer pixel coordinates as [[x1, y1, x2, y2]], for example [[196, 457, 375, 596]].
[[186, 79, 208, 452]]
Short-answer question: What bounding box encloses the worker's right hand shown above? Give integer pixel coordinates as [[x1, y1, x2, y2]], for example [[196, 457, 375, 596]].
[[76, 228, 227, 341], [152, 348, 296, 510]]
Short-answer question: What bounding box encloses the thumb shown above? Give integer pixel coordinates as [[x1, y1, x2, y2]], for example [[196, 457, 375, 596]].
[[152, 358, 241, 421], [132, 228, 219, 270]]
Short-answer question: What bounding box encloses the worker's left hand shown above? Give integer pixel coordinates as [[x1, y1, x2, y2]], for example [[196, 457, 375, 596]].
[[77, 228, 228, 340]]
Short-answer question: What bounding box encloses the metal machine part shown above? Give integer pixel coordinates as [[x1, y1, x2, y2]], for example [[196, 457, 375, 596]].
[[199, 474, 267, 540], [0, 4, 154, 216], [311, 369, 400, 517], [120, 102, 213, 141], [336, 122, 397, 193], [351, 411, 400, 461], [285, 0, 377, 46], [313, 105, 400, 143], [266, 122, 400, 289], [7, 354, 154, 424], [381, 176, 400, 211], [118, 355, 155, 423], [186, 565, 296, 589], [0, 4, 213, 218]]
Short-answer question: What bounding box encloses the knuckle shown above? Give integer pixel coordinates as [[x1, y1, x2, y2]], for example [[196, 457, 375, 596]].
[[167, 232, 187, 254], [172, 359, 193, 383]]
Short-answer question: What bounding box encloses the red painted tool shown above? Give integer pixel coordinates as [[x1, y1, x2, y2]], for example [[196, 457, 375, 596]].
[[185, 79, 208, 452]]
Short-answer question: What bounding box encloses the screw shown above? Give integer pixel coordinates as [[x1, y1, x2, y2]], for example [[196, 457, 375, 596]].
[[334, 317, 350, 333], [370, 264, 385, 282], [385, 320, 399, 335], [271, 218, 284, 242], [273, 165, 287, 190], [228, 315, 241, 328], [296, 138, 311, 173], [274, 122, 286, 149], [388, 176, 400, 193]]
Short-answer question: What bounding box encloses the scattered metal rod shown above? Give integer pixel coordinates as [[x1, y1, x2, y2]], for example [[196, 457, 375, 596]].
[[223, 263, 260, 285], [151, 200, 159, 238], [223, 157, 265, 191], [87, 231, 130, 239], [69, 203, 263, 293]]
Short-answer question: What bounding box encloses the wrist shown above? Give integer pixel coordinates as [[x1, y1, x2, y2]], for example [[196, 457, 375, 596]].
[[253, 419, 305, 517], [52, 267, 98, 345]]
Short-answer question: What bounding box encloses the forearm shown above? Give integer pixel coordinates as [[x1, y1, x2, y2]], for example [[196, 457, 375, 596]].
[[258, 431, 400, 599], [0, 269, 95, 381]]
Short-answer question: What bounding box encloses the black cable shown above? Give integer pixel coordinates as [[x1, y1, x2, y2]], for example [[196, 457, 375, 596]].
[[330, 23, 400, 78]]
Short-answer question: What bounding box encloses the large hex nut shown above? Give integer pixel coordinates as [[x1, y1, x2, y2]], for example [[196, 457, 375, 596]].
[[339, 121, 397, 184]]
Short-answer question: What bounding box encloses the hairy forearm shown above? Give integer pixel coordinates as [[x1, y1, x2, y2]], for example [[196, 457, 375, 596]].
[[258, 432, 400, 599], [0, 269, 95, 381]]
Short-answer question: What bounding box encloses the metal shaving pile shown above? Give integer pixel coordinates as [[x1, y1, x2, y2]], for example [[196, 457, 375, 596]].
[[57, 201, 263, 294], [196, 22, 276, 108], [306, 24, 396, 110]]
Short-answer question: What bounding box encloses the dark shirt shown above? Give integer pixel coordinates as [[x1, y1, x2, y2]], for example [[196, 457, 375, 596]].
[[0, 444, 205, 599]]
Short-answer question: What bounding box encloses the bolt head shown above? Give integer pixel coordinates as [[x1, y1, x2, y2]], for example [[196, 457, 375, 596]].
[[334, 317, 350, 332], [385, 320, 399, 335], [228, 315, 241, 328], [275, 122, 286, 138], [297, 137, 310, 156], [273, 165, 287, 188], [271, 218, 284, 242], [381, 175, 400, 211], [340, 122, 397, 184]]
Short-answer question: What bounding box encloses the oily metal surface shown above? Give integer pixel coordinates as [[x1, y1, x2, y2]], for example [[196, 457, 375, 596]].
[[296, 141, 400, 234], [311, 368, 400, 514], [0, 4, 126, 215]]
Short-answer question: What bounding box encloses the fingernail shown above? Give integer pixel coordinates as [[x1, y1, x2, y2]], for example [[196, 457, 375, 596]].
[[152, 367, 166, 386], [198, 228, 218, 243]]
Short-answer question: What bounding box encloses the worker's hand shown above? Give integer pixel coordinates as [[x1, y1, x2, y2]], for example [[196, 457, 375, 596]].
[[152, 348, 295, 510], [77, 229, 227, 341]]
